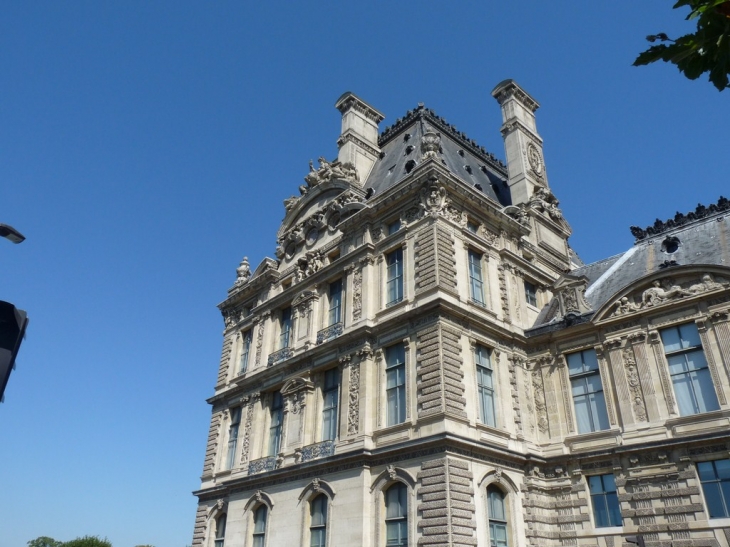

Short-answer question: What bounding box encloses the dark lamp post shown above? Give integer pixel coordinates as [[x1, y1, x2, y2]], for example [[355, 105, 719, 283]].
[[0, 224, 25, 244]]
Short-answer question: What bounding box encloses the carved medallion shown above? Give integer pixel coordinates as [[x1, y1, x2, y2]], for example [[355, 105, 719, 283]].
[[526, 142, 543, 176]]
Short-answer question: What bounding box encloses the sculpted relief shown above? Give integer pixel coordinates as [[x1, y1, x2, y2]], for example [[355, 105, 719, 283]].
[[610, 273, 729, 318]]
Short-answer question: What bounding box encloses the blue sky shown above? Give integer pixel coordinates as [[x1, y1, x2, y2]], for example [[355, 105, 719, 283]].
[[1, 2, 728, 546]]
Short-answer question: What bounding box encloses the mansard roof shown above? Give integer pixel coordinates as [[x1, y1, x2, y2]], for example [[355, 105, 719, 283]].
[[363, 104, 511, 207], [528, 196, 730, 333]]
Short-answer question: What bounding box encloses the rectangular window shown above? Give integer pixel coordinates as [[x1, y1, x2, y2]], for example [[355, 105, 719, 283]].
[[226, 407, 241, 470], [468, 250, 485, 305], [388, 220, 401, 235], [467, 221, 478, 234], [386, 249, 404, 305], [280, 307, 292, 349], [386, 344, 406, 426], [524, 281, 537, 307], [268, 391, 283, 456], [661, 323, 720, 416], [476, 345, 496, 427], [328, 279, 343, 326], [589, 474, 622, 527], [239, 331, 252, 375], [568, 349, 610, 434], [697, 459, 730, 518], [322, 368, 340, 441]]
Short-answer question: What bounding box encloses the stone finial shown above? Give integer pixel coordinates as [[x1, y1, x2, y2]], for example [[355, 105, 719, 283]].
[[235, 257, 251, 286]]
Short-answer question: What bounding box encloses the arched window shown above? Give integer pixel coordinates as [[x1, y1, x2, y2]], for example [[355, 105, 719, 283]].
[[252, 505, 267, 547], [214, 513, 226, 547], [310, 494, 328, 547], [487, 486, 508, 547], [385, 483, 408, 546]]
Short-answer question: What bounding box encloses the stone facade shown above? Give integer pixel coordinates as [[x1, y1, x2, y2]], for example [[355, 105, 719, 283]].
[[192, 83, 730, 547]]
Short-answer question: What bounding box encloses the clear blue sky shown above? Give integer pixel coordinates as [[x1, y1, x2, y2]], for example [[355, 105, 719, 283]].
[[1, 2, 727, 546]]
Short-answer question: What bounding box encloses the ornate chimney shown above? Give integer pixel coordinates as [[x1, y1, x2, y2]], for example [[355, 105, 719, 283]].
[[335, 92, 384, 184], [491, 80, 549, 205]]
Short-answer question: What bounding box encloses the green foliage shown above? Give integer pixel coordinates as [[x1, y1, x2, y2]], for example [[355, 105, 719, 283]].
[[27, 537, 63, 547], [62, 537, 112, 547], [634, 0, 730, 90]]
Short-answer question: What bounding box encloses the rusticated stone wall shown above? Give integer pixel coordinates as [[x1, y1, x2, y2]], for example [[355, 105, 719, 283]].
[[414, 224, 457, 296], [418, 457, 477, 546], [201, 410, 222, 478], [416, 321, 466, 419]]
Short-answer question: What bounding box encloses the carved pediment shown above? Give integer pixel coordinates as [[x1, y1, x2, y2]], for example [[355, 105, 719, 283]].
[[281, 375, 314, 395], [595, 267, 730, 321], [552, 274, 592, 317]]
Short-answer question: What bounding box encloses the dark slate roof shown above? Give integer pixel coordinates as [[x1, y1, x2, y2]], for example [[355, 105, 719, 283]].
[[529, 197, 730, 331], [363, 105, 511, 207]]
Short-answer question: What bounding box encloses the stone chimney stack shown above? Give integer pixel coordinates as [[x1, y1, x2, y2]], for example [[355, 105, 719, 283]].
[[491, 80, 549, 205], [335, 92, 385, 185]]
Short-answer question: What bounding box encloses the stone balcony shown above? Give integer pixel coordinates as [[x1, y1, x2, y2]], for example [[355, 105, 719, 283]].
[[298, 440, 336, 463], [267, 347, 293, 367], [316, 322, 343, 345], [248, 456, 278, 475]]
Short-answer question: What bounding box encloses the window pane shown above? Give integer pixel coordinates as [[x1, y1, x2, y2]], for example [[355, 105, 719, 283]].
[[715, 459, 730, 480], [588, 391, 610, 431], [582, 350, 599, 371], [667, 354, 689, 375], [588, 475, 604, 495], [386, 345, 405, 367], [488, 488, 505, 520], [685, 350, 708, 371], [310, 529, 325, 547], [254, 506, 267, 533], [698, 461, 717, 481], [571, 378, 588, 397], [693, 369, 720, 412], [574, 395, 592, 434], [567, 353, 584, 375], [311, 495, 327, 525], [673, 373, 698, 415], [602, 474, 616, 491], [660, 327, 682, 352], [703, 483, 727, 518], [679, 323, 702, 348], [606, 492, 622, 526]]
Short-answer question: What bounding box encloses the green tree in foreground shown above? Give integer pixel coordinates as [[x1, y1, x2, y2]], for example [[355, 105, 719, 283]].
[[27, 537, 63, 547], [61, 537, 112, 547], [634, 0, 730, 90]]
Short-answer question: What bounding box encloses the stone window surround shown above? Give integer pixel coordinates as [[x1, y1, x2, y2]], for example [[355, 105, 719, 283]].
[[478, 470, 519, 547], [243, 491, 274, 547], [370, 466, 417, 547], [298, 479, 337, 547], [469, 338, 500, 429]]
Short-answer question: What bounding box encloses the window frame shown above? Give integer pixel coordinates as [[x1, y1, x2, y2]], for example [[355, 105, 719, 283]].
[[567, 349, 610, 434], [279, 307, 292, 350], [214, 513, 227, 547], [697, 458, 730, 519], [487, 485, 508, 547], [588, 473, 622, 528], [321, 368, 340, 442], [660, 322, 720, 416], [226, 407, 242, 470], [252, 504, 268, 547], [239, 330, 252, 375], [386, 248, 404, 306], [268, 391, 284, 456], [384, 482, 408, 547], [309, 494, 328, 547], [328, 279, 343, 327], [524, 281, 537, 307], [385, 344, 407, 427], [468, 249, 485, 306], [475, 344, 496, 427]]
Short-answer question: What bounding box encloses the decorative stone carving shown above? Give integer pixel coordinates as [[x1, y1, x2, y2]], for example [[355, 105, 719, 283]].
[[497, 262, 511, 323], [622, 345, 647, 422], [420, 127, 441, 159], [402, 206, 421, 224], [530, 186, 562, 221], [480, 226, 499, 246], [630, 195, 730, 240], [346, 361, 360, 435], [254, 315, 265, 367], [300, 440, 335, 462], [526, 142, 544, 177], [532, 369, 549, 433], [304, 157, 359, 188], [610, 274, 729, 317], [502, 204, 529, 225], [295, 250, 325, 281], [352, 266, 363, 321], [283, 195, 300, 212], [419, 177, 447, 213], [387, 464, 397, 480], [234, 256, 251, 286]]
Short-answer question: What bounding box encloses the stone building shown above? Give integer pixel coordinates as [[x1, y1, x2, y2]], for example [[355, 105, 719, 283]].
[[191, 81, 730, 547]]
